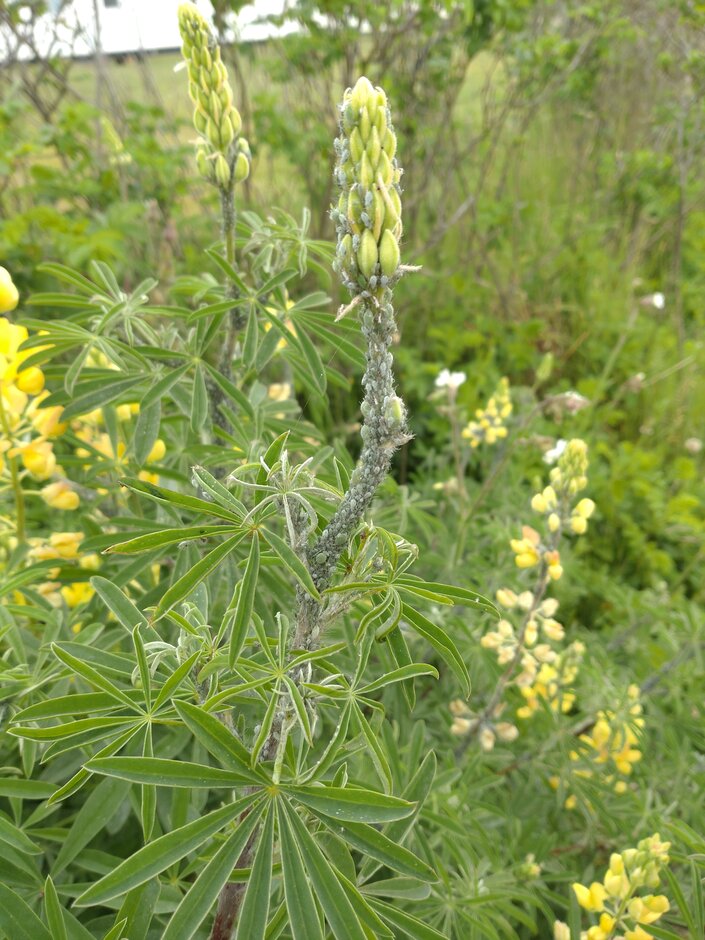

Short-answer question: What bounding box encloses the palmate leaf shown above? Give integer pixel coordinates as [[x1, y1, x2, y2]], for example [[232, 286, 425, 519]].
[[104, 524, 242, 556], [119, 477, 243, 523], [75, 793, 261, 908], [162, 801, 267, 940]]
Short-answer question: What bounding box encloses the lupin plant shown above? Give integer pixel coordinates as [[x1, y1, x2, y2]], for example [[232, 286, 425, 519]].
[[2, 10, 494, 939]]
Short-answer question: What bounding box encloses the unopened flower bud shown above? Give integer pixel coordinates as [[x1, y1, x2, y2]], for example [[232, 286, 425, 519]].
[[357, 229, 378, 278], [379, 229, 400, 277], [234, 152, 250, 182]]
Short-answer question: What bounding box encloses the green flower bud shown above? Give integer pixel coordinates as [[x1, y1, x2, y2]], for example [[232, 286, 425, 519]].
[[215, 153, 231, 187], [196, 146, 212, 180], [377, 150, 393, 186], [359, 152, 374, 188], [193, 109, 207, 135], [234, 151, 250, 182], [379, 229, 400, 277], [347, 190, 363, 233], [357, 229, 378, 279], [230, 110, 243, 138], [382, 127, 396, 159], [209, 90, 221, 124], [349, 127, 363, 163], [359, 106, 371, 144], [219, 114, 235, 149], [350, 76, 374, 111], [384, 395, 405, 428], [340, 233, 355, 268], [206, 118, 221, 150], [374, 107, 387, 138], [366, 125, 381, 169]]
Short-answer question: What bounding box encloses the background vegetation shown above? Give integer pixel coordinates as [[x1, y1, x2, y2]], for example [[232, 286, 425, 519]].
[[1, 0, 704, 937]]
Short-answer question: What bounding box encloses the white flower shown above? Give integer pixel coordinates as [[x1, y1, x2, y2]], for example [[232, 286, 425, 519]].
[[543, 439, 567, 465], [641, 291, 665, 310], [435, 368, 466, 391], [559, 390, 590, 413], [685, 437, 703, 454]]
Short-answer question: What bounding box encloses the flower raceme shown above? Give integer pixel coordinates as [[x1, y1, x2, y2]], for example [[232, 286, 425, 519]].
[[177, 2, 249, 188], [568, 834, 671, 940], [462, 376, 512, 447], [332, 76, 403, 298]]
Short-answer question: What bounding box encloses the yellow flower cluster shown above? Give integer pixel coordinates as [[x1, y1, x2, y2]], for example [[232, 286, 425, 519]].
[[517, 640, 585, 719], [551, 685, 644, 808], [565, 833, 671, 940], [510, 525, 564, 580], [27, 531, 99, 608], [0, 313, 70, 489], [462, 376, 511, 447], [512, 438, 594, 582]]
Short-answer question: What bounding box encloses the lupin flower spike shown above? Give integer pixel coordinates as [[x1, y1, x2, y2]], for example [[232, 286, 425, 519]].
[[332, 76, 404, 315], [177, 2, 249, 190]]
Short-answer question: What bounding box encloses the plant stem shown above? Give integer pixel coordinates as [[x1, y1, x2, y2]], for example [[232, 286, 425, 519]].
[[293, 293, 410, 649]]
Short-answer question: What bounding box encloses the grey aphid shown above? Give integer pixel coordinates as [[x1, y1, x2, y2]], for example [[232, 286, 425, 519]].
[[368, 275, 378, 290], [360, 211, 371, 228]]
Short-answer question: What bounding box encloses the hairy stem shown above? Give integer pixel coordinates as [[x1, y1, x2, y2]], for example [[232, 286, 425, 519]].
[[294, 292, 409, 649]]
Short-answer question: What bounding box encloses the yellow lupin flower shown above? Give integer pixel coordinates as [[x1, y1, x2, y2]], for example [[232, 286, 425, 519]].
[[41, 481, 80, 511], [573, 881, 607, 912], [0, 267, 19, 313], [61, 582, 95, 608]]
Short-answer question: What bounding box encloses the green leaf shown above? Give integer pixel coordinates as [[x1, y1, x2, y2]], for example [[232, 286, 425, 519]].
[[191, 363, 209, 432], [86, 757, 247, 788], [162, 800, 265, 940], [133, 400, 161, 466], [75, 794, 259, 908], [322, 818, 436, 882], [286, 785, 414, 824], [174, 700, 268, 784], [44, 876, 68, 940], [0, 779, 56, 800], [260, 528, 320, 599], [53, 776, 131, 876], [104, 525, 241, 556], [385, 627, 416, 710], [276, 802, 324, 940], [14, 693, 124, 722], [397, 578, 497, 616], [141, 363, 191, 409], [202, 361, 255, 419], [90, 576, 149, 631], [51, 643, 140, 710], [102, 918, 128, 940], [12, 716, 135, 742], [0, 884, 52, 940], [0, 814, 41, 855], [256, 432, 289, 505], [280, 800, 367, 940], [358, 664, 438, 695], [229, 534, 260, 667], [401, 605, 471, 696], [235, 804, 275, 940], [153, 650, 200, 712], [369, 900, 447, 940], [119, 477, 242, 523], [154, 533, 244, 620], [293, 325, 326, 395], [60, 374, 144, 421]]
